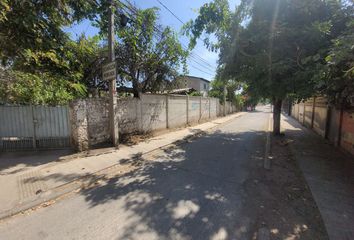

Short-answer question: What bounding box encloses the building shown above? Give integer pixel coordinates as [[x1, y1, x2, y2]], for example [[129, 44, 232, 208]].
[[176, 76, 210, 97]]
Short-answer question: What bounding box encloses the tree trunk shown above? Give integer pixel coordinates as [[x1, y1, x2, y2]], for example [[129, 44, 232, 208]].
[[273, 98, 282, 135], [132, 76, 141, 98], [132, 79, 140, 98]]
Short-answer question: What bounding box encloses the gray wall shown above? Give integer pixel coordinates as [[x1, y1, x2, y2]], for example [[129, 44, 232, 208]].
[[291, 97, 354, 156], [70, 94, 237, 151]]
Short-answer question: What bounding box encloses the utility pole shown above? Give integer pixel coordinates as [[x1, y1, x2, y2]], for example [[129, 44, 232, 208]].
[[108, 0, 119, 147]]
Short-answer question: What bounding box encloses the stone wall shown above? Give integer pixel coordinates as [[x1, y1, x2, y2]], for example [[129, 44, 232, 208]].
[[69, 100, 88, 151], [69, 98, 110, 151], [70, 94, 237, 151]]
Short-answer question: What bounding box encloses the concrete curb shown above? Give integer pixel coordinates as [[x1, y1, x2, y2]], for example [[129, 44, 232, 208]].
[[0, 112, 246, 221]]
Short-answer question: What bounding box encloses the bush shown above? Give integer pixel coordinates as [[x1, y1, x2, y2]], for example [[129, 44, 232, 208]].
[[0, 70, 86, 105]]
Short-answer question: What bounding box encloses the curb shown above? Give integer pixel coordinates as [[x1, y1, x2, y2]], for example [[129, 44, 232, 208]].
[[0, 112, 246, 221]]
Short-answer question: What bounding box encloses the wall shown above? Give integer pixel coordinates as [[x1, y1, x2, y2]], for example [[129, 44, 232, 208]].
[[140, 94, 167, 132], [188, 96, 201, 124], [70, 94, 236, 151], [117, 97, 141, 134], [168, 95, 187, 128], [341, 111, 354, 156], [312, 97, 328, 137], [327, 107, 340, 144], [291, 97, 354, 157], [70, 98, 111, 151]]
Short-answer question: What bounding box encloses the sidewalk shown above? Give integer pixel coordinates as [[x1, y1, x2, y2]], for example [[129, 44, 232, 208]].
[[281, 114, 354, 240], [0, 112, 244, 219]]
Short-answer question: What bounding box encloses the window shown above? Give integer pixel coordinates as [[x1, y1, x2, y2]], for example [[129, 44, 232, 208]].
[[204, 83, 207, 90]]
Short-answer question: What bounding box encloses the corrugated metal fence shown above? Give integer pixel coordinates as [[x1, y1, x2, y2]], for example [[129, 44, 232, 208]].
[[0, 105, 71, 151]]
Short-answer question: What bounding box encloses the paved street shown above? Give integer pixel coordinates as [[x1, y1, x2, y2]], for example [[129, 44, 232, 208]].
[[0, 108, 270, 240]]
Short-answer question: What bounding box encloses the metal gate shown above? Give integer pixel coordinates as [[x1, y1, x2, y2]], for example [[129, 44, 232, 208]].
[[0, 105, 71, 150]]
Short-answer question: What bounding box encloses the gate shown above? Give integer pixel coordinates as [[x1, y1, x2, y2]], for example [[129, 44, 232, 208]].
[[0, 105, 71, 150]]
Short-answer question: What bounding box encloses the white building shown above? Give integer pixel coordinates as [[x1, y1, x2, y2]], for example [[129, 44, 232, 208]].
[[177, 75, 210, 97]]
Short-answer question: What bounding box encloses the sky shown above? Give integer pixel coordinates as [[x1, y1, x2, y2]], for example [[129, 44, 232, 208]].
[[65, 0, 240, 81]]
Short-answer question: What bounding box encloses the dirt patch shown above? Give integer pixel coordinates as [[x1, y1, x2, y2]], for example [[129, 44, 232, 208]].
[[245, 135, 328, 240], [120, 132, 154, 146]]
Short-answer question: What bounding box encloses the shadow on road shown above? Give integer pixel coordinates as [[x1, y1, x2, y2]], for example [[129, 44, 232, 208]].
[[71, 126, 326, 239], [82, 130, 264, 239]]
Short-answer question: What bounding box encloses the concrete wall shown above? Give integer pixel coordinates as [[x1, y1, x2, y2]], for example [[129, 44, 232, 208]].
[[117, 97, 141, 134], [69, 98, 110, 151], [168, 95, 187, 128], [69, 100, 88, 151], [70, 94, 236, 151], [313, 97, 328, 137], [327, 107, 340, 145], [200, 98, 210, 121], [304, 99, 313, 128], [298, 103, 305, 124], [291, 97, 354, 157], [86, 98, 110, 147], [210, 98, 218, 119], [188, 96, 201, 124], [140, 94, 167, 132], [341, 110, 354, 156]]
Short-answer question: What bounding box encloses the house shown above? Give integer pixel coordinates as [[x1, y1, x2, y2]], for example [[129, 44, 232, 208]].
[[176, 75, 210, 97]]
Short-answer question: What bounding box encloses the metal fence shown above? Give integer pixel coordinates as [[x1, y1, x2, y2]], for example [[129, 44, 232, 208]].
[[0, 105, 71, 151]]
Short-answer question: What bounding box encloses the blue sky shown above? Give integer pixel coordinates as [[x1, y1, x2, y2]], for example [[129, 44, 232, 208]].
[[65, 0, 240, 81]]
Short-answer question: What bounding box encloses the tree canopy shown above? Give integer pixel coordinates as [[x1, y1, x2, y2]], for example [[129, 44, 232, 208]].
[[115, 7, 188, 97], [184, 0, 354, 134], [0, 1, 189, 104]]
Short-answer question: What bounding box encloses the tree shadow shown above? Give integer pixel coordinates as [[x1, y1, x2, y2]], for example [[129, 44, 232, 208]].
[[74, 127, 324, 239], [0, 149, 74, 175]]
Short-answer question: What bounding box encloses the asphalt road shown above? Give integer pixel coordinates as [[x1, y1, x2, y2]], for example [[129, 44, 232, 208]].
[[0, 106, 270, 240]]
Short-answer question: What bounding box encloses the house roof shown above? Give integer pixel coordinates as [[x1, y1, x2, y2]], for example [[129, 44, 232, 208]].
[[182, 75, 210, 83], [168, 88, 196, 94]]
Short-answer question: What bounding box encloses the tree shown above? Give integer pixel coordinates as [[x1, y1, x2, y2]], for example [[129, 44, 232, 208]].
[[318, 11, 354, 108], [0, 0, 99, 67], [115, 8, 188, 97], [0, 34, 103, 105], [184, 0, 352, 134], [0, 0, 105, 104], [209, 77, 242, 103]]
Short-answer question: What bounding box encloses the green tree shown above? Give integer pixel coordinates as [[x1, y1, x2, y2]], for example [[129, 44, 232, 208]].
[[0, 35, 102, 104], [318, 16, 354, 108], [184, 0, 352, 134], [0, 0, 98, 67], [0, 0, 104, 104], [115, 8, 188, 97]]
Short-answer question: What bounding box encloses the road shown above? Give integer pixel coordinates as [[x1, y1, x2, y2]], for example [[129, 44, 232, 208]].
[[0, 107, 270, 240]]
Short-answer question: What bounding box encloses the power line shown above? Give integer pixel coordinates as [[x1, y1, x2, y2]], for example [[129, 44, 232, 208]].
[[119, 0, 216, 75], [156, 0, 185, 25], [154, 0, 215, 69], [188, 63, 215, 76]]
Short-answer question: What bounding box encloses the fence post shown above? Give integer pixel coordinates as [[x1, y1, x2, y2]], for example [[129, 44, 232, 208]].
[[199, 96, 202, 122], [30, 105, 37, 149], [186, 95, 189, 125], [209, 97, 211, 119], [337, 106, 344, 147], [166, 94, 169, 128], [311, 97, 316, 128], [325, 105, 331, 139]]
